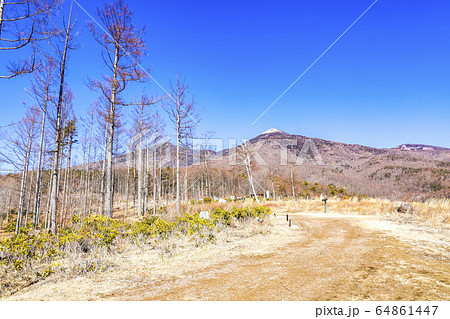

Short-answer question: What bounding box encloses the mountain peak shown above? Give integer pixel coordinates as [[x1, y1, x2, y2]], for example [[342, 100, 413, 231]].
[[261, 128, 284, 135]]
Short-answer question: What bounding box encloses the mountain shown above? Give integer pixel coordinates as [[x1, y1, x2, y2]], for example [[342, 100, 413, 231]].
[[208, 129, 450, 200], [103, 128, 449, 200]]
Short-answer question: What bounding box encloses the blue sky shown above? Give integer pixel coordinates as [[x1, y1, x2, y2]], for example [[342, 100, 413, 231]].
[[1, 0, 449, 149]]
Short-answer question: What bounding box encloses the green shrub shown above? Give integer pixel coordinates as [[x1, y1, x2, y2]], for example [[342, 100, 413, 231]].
[[4, 221, 16, 232], [430, 181, 443, 191], [203, 197, 212, 203], [177, 213, 215, 237], [211, 206, 271, 225], [81, 215, 125, 246], [131, 217, 175, 239]]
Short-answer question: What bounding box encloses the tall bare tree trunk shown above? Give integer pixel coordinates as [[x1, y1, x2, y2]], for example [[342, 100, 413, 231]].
[[48, 1, 74, 233], [60, 138, 73, 227], [105, 48, 119, 218], [16, 127, 33, 233], [145, 140, 150, 214], [44, 173, 52, 229], [83, 112, 93, 217], [133, 150, 137, 216], [5, 190, 12, 225], [33, 100, 48, 228], [25, 166, 35, 226], [176, 106, 181, 212], [242, 143, 259, 204], [158, 150, 162, 210], [137, 132, 143, 216], [152, 146, 157, 215], [99, 120, 109, 215], [291, 167, 298, 209], [184, 155, 188, 203], [124, 148, 131, 220], [272, 180, 276, 201]]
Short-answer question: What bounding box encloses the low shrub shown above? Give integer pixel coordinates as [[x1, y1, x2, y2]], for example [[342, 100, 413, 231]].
[[4, 221, 16, 233], [203, 197, 212, 203], [211, 205, 272, 225], [131, 217, 175, 239], [177, 213, 215, 237], [0, 205, 273, 289]]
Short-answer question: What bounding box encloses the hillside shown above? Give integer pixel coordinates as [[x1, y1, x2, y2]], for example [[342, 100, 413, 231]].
[[101, 128, 449, 200], [208, 129, 450, 200]]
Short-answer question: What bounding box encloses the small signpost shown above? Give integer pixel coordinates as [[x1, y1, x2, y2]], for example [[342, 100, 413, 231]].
[[320, 194, 328, 214], [200, 211, 210, 219]]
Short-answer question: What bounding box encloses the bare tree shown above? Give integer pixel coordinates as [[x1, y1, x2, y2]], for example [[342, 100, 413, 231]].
[[239, 140, 260, 204], [81, 106, 95, 217], [164, 75, 199, 213], [0, 108, 39, 232], [151, 112, 165, 214], [47, 0, 76, 233], [59, 117, 76, 227], [93, 98, 111, 215], [89, 0, 147, 218], [0, 0, 60, 78], [290, 165, 298, 209], [29, 56, 56, 228], [130, 95, 156, 215]]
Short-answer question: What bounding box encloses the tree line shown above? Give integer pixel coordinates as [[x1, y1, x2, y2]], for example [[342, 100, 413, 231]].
[[0, 0, 201, 234]]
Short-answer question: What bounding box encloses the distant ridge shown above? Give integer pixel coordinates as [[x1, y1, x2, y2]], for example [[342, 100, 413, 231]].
[[209, 128, 450, 200], [100, 128, 449, 200], [393, 144, 450, 151]]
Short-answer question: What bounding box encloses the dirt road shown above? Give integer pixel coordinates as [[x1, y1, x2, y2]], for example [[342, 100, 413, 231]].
[[4, 213, 449, 300]]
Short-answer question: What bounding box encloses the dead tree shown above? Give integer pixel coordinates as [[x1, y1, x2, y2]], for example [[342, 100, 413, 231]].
[[29, 56, 56, 228], [47, 0, 76, 233], [290, 165, 298, 209], [129, 94, 161, 216], [151, 112, 165, 214], [0, 108, 39, 232], [59, 118, 76, 227], [82, 107, 95, 217], [89, 0, 147, 218], [164, 75, 199, 213], [239, 140, 260, 204], [0, 0, 60, 78]]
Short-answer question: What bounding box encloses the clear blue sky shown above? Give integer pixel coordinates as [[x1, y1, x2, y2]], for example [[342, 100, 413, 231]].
[[1, 0, 449, 149]]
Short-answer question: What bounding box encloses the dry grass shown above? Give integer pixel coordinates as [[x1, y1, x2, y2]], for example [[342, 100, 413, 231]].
[[265, 197, 450, 228]]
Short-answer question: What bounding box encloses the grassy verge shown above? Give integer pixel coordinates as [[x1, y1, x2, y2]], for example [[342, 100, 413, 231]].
[[266, 197, 449, 227]]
